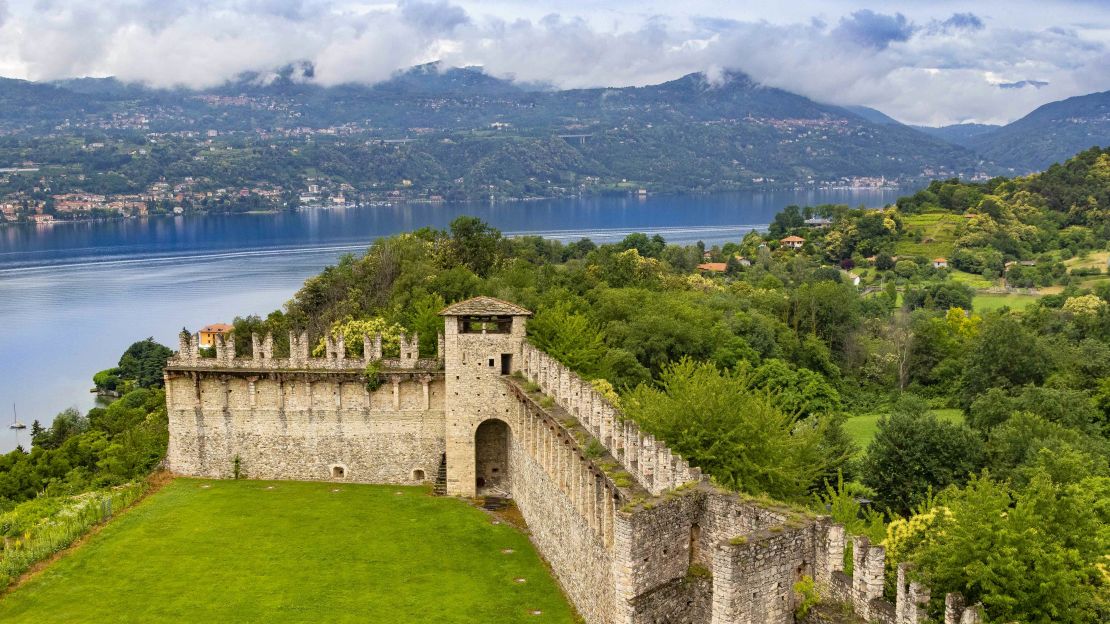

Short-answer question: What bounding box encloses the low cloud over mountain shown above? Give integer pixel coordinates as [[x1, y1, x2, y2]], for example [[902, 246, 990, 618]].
[[0, 1, 1105, 126]]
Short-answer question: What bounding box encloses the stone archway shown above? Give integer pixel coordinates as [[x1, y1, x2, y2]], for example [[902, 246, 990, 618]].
[[474, 419, 510, 494]]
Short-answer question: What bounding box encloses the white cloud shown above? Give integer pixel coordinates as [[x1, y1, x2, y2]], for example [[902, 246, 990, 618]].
[[0, 1, 1106, 125]]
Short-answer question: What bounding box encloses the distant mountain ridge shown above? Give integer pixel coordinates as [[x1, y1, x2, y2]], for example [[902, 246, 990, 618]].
[[0, 63, 1106, 190], [966, 90, 1110, 172], [912, 123, 1002, 148]]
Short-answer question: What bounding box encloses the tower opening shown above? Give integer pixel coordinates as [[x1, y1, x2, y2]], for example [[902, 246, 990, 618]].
[[475, 419, 510, 494]]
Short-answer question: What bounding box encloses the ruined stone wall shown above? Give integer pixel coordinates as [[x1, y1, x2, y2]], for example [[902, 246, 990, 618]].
[[625, 576, 712, 624], [614, 493, 710, 624], [504, 383, 626, 624], [509, 430, 615, 624], [711, 523, 816, 623]]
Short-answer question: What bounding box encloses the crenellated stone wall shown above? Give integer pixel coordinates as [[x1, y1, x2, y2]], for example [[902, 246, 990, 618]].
[[164, 300, 981, 624], [165, 330, 446, 484], [520, 343, 700, 495]]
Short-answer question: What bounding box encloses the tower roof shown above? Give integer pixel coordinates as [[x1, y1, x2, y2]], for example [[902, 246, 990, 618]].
[[439, 296, 532, 317]]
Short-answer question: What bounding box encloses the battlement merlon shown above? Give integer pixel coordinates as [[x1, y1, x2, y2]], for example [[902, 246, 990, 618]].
[[518, 341, 700, 496], [167, 330, 443, 372]]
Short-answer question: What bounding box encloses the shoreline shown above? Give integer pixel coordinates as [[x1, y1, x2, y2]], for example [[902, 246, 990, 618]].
[[0, 185, 907, 229]]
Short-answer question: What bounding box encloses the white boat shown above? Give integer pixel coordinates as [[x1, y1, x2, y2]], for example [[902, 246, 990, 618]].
[[9, 404, 26, 430]]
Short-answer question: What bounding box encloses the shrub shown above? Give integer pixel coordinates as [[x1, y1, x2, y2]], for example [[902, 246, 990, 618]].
[[363, 361, 384, 392], [794, 575, 819, 619]]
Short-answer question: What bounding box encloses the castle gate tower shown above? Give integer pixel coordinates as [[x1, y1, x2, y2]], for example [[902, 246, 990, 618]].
[[440, 297, 531, 497]]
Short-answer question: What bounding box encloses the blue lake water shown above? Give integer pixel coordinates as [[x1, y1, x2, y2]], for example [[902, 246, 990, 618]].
[[0, 189, 899, 450]]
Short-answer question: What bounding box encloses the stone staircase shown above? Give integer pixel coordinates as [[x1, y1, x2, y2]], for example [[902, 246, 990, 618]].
[[433, 453, 447, 496]]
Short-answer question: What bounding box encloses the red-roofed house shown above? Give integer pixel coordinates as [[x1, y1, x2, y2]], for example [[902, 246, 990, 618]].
[[696, 262, 728, 272], [199, 323, 234, 348], [780, 235, 806, 250]]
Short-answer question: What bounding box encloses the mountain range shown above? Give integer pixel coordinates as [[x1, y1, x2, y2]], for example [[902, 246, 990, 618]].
[[0, 62, 1107, 193]]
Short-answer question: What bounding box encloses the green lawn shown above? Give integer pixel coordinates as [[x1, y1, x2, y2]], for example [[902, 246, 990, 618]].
[[973, 293, 1040, 312], [949, 270, 996, 289], [844, 409, 964, 452], [0, 479, 575, 624]]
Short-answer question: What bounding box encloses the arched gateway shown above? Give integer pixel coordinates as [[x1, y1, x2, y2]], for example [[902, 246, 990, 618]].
[[440, 296, 532, 497], [474, 418, 510, 493]]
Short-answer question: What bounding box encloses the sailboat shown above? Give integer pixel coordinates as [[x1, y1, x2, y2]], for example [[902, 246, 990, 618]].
[[9, 404, 26, 430]]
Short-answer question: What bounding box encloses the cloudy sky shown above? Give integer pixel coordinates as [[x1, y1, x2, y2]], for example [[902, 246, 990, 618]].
[[0, 1, 1107, 126]]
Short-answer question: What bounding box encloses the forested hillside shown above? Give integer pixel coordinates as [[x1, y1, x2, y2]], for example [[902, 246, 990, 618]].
[[0, 64, 986, 200], [0, 339, 170, 588], [968, 90, 1110, 171]]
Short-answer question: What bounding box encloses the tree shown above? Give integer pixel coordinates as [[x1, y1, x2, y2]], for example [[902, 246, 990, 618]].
[[984, 412, 1109, 487], [960, 315, 1048, 408], [407, 293, 447, 357], [448, 216, 502, 277], [861, 395, 984, 515], [527, 302, 607, 377], [316, 316, 405, 358], [623, 359, 826, 501], [618, 232, 666, 259], [892, 472, 1109, 623], [115, 338, 174, 389], [32, 408, 89, 450], [903, 282, 974, 312], [769, 205, 805, 237]]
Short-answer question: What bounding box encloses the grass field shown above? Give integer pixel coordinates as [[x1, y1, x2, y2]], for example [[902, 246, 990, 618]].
[[973, 293, 1041, 312], [949, 270, 996, 289], [894, 212, 961, 258], [844, 409, 964, 451], [0, 479, 575, 624], [1065, 251, 1110, 271]]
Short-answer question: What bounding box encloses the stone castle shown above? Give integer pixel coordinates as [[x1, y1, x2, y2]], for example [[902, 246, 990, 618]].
[[164, 296, 983, 624]]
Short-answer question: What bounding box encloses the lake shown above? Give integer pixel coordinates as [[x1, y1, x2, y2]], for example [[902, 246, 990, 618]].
[[0, 189, 899, 450]]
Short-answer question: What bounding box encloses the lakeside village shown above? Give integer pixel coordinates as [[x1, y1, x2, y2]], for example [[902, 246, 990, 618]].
[[0, 175, 369, 225], [0, 173, 901, 227]]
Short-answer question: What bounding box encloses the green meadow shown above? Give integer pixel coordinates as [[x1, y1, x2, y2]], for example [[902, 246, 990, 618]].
[[0, 479, 575, 624], [844, 408, 965, 452], [973, 292, 1041, 312]]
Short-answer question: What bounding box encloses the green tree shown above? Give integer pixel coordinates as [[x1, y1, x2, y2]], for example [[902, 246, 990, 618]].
[[448, 216, 503, 277], [115, 338, 174, 389], [960, 315, 1048, 409], [528, 302, 607, 377], [861, 395, 984, 515], [623, 359, 826, 501], [901, 472, 1109, 623]]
